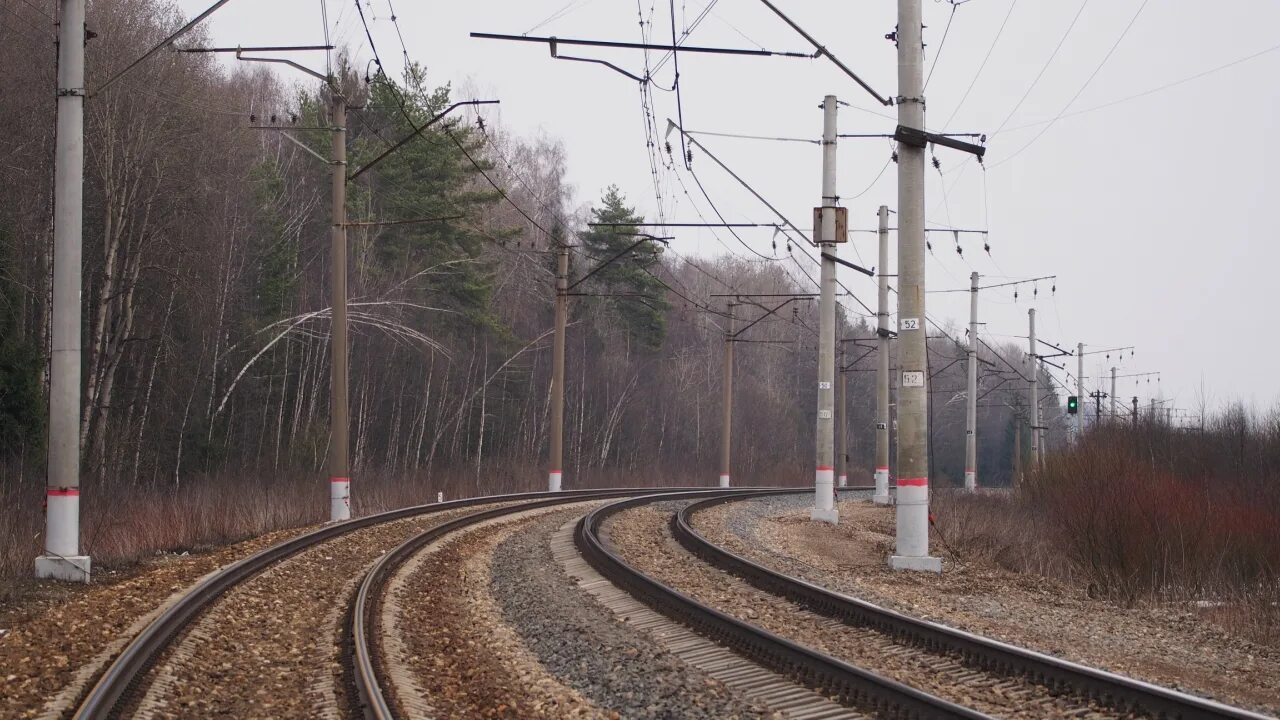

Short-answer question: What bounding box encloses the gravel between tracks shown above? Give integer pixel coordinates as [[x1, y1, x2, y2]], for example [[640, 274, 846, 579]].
[[605, 501, 1123, 720], [490, 508, 775, 720], [695, 494, 1280, 716], [124, 502, 520, 718], [0, 524, 317, 720], [395, 505, 603, 718]]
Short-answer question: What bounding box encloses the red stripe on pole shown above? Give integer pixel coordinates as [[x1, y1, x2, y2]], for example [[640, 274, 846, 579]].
[[549, 470, 561, 474], [330, 477, 350, 483], [897, 477, 928, 487], [816, 465, 834, 472], [875, 466, 889, 471], [47, 488, 80, 497]]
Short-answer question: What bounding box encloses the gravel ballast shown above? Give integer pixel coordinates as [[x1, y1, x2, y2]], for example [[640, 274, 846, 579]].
[[695, 494, 1280, 716], [123, 502, 520, 718], [490, 508, 773, 720], [0, 524, 318, 720], [395, 506, 604, 718], [605, 500, 1125, 719]]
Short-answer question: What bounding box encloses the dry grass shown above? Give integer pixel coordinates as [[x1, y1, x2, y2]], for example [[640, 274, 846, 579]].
[[932, 412, 1280, 646]]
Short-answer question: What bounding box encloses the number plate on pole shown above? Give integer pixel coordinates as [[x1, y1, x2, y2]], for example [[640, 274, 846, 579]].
[[902, 371, 925, 388]]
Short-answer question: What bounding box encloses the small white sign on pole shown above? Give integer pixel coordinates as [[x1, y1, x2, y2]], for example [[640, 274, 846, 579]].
[[902, 371, 925, 388]]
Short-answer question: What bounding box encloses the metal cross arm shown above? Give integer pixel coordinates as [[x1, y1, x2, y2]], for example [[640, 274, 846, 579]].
[[755, 0, 891, 106], [90, 0, 241, 96], [470, 32, 812, 58], [731, 297, 811, 339], [820, 251, 874, 278], [348, 100, 500, 181], [565, 235, 671, 291], [894, 125, 986, 159]]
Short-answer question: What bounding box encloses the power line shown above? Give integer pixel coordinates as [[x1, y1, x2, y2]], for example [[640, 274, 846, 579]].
[[998, 41, 1280, 134], [993, 0, 1091, 137], [923, 1, 959, 91], [990, 0, 1150, 168], [939, 0, 1018, 130]]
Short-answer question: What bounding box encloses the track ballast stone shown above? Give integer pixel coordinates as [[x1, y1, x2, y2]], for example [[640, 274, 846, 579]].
[[490, 509, 774, 720], [698, 493, 1280, 716]]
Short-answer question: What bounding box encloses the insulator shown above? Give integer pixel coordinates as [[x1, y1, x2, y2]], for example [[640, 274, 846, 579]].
[[926, 240, 933, 252], [1014, 289, 1018, 301], [270, 114, 278, 124], [249, 114, 257, 123]]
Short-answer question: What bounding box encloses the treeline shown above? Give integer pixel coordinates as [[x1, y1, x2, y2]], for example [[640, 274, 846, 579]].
[[0, 0, 1058, 510]]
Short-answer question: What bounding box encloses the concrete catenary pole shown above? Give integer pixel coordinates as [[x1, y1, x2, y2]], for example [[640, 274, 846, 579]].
[[1110, 366, 1118, 421], [1027, 309, 1039, 470], [37, 0, 91, 581], [963, 271, 978, 491], [889, 0, 940, 571], [811, 95, 839, 524], [329, 95, 351, 521], [837, 368, 848, 488], [549, 242, 569, 491], [719, 302, 734, 488], [1076, 343, 1085, 441], [873, 205, 892, 505]]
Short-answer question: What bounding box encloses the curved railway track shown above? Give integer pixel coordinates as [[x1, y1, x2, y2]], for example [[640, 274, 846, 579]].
[[349, 487, 755, 719], [580, 491, 1275, 720], [671, 492, 1272, 720], [66, 486, 1273, 720], [69, 486, 710, 720], [577, 490, 992, 720]]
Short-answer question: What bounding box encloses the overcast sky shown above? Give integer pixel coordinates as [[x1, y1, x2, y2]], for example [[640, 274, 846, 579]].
[[178, 0, 1280, 419]]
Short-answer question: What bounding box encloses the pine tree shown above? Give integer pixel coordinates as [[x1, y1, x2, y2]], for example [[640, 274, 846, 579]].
[[578, 186, 669, 349]]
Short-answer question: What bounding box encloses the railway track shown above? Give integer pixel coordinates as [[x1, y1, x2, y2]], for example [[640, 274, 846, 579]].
[[64, 486, 1273, 719], [68, 486, 705, 720], [349, 487, 759, 719], [585, 491, 1275, 720], [578, 490, 992, 720]]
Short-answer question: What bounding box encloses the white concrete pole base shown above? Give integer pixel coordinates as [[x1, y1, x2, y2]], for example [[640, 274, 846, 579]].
[[872, 468, 893, 505], [330, 478, 351, 521], [548, 470, 562, 492], [35, 555, 91, 582], [963, 471, 976, 491], [718, 474, 730, 488], [38, 491, 89, 581], [811, 467, 839, 524], [888, 554, 942, 573]]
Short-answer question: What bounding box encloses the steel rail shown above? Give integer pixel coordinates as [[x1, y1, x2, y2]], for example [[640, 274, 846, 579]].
[[576, 490, 991, 720], [674, 493, 1274, 720], [70, 486, 703, 720], [350, 487, 723, 719]]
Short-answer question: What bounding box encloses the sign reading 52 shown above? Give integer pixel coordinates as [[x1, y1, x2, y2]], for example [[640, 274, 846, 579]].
[[899, 317, 920, 331]]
